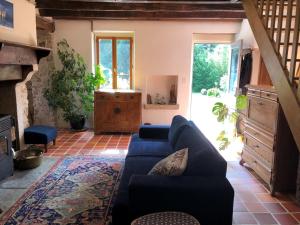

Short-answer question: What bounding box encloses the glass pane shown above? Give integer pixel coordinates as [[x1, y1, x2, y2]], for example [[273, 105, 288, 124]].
[[229, 47, 239, 94], [99, 39, 113, 89], [117, 39, 131, 89]]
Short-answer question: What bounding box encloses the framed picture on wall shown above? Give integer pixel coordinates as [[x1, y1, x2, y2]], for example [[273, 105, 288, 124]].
[[0, 0, 13, 29]]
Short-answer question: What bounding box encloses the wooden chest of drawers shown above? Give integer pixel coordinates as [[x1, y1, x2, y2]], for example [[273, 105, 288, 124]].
[[94, 90, 142, 133], [241, 85, 298, 194]]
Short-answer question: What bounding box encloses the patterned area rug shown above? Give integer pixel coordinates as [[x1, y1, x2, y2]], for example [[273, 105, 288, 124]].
[[0, 156, 124, 225]]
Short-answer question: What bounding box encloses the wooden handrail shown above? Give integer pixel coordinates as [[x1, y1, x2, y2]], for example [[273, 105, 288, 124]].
[[243, 0, 300, 152]]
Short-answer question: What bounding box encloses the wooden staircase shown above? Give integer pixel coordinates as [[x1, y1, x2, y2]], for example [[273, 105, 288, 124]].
[[243, 0, 300, 152]]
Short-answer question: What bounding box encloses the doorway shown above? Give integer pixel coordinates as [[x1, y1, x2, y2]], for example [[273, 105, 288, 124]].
[[190, 42, 242, 159]]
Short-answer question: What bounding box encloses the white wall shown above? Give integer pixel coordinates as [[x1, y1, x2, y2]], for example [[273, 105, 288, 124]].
[[0, 0, 36, 45], [235, 19, 258, 49], [53, 19, 242, 125], [235, 19, 261, 85]]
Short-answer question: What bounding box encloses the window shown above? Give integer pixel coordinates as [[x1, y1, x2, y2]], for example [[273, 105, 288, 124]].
[[96, 37, 133, 89]]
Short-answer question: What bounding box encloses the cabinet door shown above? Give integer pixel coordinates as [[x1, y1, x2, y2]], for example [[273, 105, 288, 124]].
[[0, 129, 13, 181], [127, 102, 141, 131], [247, 96, 278, 134], [95, 101, 128, 131]]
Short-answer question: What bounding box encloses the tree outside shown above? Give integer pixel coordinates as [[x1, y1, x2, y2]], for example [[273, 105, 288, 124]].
[[192, 44, 229, 93]]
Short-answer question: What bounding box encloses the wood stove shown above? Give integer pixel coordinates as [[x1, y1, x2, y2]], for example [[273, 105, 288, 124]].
[[0, 114, 13, 181]]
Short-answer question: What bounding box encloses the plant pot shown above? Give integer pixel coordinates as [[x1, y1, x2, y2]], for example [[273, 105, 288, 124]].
[[69, 115, 86, 130]]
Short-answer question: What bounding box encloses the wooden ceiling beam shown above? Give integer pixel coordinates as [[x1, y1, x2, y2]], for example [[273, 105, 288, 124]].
[[38, 8, 246, 19], [36, 0, 245, 20], [36, 1, 244, 11]]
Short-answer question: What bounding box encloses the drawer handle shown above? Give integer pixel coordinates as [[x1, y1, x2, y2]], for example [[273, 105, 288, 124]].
[[253, 145, 260, 149], [266, 93, 271, 97], [130, 96, 134, 99], [253, 132, 258, 136], [114, 107, 121, 114], [257, 102, 264, 106], [115, 95, 120, 98]]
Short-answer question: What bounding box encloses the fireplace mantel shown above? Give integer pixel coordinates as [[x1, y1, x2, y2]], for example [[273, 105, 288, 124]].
[[0, 40, 51, 67]]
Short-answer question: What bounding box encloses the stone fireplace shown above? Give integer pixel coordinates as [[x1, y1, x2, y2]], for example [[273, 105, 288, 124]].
[[0, 41, 50, 150]]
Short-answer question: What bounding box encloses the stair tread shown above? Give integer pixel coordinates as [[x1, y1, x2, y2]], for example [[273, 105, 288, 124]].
[[279, 42, 299, 45], [267, 27, 296, 30], [286, 59, 300, 62], [263, 14, 297, 18]]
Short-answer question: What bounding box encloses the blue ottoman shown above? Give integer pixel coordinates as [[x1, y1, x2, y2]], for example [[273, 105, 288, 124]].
[[24, 125, 57, 152]]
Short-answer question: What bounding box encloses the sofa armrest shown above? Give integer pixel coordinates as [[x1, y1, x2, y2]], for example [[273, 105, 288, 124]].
[[139, 125, 170, 139], [128, 175, 234, 225]]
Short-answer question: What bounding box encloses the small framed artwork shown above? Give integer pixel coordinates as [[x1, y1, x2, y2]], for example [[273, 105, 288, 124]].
[[0, 0, 13, 28]]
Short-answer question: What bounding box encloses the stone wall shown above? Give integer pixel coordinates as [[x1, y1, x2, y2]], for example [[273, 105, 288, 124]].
[[27, 30, 56, 127]]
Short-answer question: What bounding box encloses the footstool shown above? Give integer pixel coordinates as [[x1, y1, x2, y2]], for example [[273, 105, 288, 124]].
[[131, 212, 200, 225], [24, 125, 57, 152]]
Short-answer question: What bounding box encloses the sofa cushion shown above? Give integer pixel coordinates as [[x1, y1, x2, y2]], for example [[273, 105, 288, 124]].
[[128, 135, 173, 157], [148, 148, 188, 176], [118, 156, 164, 192], [114, 156, 164, 221], [139, 125, 170, 139], [189, 121, 220, 155], [174, 125, 227, 177], [131, 133, 169, 143], [168, 115, 190, 147]]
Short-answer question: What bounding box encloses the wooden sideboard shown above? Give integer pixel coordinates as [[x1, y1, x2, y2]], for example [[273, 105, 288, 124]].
[[241, 85, 299, 194], [94, 90, 142, 133]]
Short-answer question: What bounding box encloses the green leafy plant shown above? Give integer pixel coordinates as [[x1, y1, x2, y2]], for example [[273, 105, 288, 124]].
[[192, 44, 229, 93], [212, 95, 248, 150], [216, 131, 230, 151], [207, 87, 221, 97], [44, 39, 105, 124]]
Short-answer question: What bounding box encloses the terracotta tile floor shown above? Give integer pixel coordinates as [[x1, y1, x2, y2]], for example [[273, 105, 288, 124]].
[[45, 129, 130, 157], [44, 130, 300, 225]]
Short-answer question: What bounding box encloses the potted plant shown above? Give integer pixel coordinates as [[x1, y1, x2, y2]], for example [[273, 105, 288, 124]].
[[212, 94, 248, 150], [44, 39, 105, 130]]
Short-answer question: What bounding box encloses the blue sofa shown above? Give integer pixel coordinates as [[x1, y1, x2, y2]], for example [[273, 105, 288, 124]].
[[112, 115, 234, 225]]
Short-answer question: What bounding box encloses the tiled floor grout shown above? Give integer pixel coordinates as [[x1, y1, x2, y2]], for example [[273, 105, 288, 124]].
[[43, 129, 300, 225]]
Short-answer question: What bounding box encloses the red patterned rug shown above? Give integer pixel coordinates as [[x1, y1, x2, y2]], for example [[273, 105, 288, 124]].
[[0, 156, 124, 225]]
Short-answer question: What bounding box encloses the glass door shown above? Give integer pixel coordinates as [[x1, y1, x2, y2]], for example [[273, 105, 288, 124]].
[[228, 40, 242, 95]]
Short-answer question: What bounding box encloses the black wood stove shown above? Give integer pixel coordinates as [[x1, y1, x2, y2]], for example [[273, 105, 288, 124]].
[[0, 114, 13, 181]]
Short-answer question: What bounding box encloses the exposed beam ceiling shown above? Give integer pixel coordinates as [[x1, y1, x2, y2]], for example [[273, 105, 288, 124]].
[[36, 0, 245, 20]]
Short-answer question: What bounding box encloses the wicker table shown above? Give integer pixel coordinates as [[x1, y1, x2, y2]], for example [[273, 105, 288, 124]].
[[131, 212, 200, 225]]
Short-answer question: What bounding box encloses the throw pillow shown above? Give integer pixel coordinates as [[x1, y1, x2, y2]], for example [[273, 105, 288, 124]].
[[148, 148, 188, 176]]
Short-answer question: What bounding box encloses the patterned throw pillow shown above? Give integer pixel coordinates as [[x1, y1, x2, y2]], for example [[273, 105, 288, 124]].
[[148, 148, 188, 176]]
